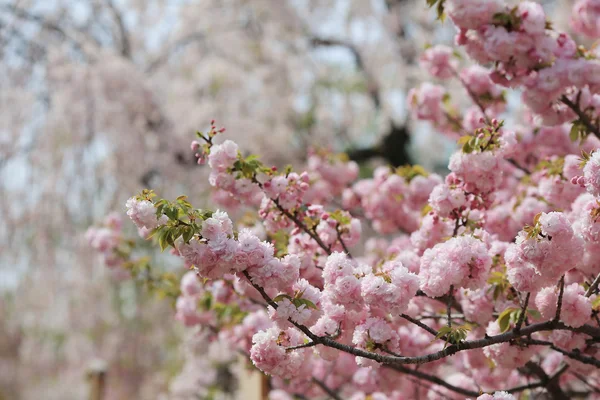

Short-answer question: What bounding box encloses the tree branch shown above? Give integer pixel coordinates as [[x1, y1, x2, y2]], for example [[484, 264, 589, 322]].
[[104, 0, 131, 58], [555, 276, 565, 322], [514, 292, 530, 333], [312, 377, 342, 400], [561, 94, 600, 140], [586, 272, 600, 298]]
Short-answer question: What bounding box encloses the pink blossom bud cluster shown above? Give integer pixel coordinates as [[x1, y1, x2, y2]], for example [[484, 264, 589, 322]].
[[85, 212, 124, 269], [304, 149, 360, 204], [125, 197, 168, 230], [419, 45, 458, 79], [572, 0, 600, 38], [506, 212, 584, 291], [419, 235, 492, 297], [175, 271, 214, 326], [344, 166, 442, 234], [445, 0, 600, 126], [535, 283, 592, 328]]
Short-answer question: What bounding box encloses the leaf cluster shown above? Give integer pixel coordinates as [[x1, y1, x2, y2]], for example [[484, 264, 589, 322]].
[[426, 0, 446, 21], [435, 324, 472, 348], [496, 307, 541, 333], [457, 121, 504, 154], [395, 164, 429, 182], [273, 292, 319, 311]]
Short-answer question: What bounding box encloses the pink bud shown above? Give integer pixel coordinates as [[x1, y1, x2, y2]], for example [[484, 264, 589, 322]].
[[191, 140, 200, 151]]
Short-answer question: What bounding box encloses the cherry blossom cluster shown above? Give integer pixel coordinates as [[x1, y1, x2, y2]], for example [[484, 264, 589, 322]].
[[105, 1, 600, 398]]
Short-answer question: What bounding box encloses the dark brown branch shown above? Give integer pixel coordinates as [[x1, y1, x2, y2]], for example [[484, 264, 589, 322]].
[[561, 94, 600, 139], [416, 290, 464, 314], [571, 371, 600, 393], [335, 223, 352, 258], [242, 271, 279, 309], [105, 0, 131, 58], [586, 272, 600, 298], [312, 377, 342, 400], [524, 339, 600, 368], [386, 364, 480, 397], [400, 313, 442, 339], [271, 197, 332, 255], [286, 341, 318, 351], [555, 276, 565, 322], [453, 69, 491, 125], [506, 158, 531, 174], [514, 292, 530, 333], [521, 361, 568, 400], [446, 285, 454, 328]]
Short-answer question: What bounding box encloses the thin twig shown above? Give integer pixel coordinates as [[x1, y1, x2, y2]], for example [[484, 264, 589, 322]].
[[561, 94, 600, 140], [524, 339, 600, 368], [285, 341, 318, 351], [335, 223, 353, 258], [506, 158, 531, 174], [401, 314, 442, 339], [271, 197, 332, 255], [312, 377, 342, 400], [386, 364, 480, 397], [555, 276, 565, 322], [105, 0, 131, 58], [514, 292, 530, 333], [447, 285, 454, 328], [586, 272, 600, 298]]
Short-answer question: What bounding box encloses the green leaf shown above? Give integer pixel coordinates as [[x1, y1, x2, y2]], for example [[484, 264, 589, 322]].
[[497, 307, 517, 333], [330, 210, 351, 225], [570, 123, 580, 142], [165, 206, 179, 220], [457, 135, 472, 146], [463, 141, 473, 154], [158, 230, 169, 252], [436, 0, 445, 21], [435, 326, 452, 340], [183, 227, 194, 243], [294, 298, 318, 310], [273, 294, 292, 303]]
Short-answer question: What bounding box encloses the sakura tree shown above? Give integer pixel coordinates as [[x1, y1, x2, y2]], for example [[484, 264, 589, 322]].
[[106, 1, 600, 398]]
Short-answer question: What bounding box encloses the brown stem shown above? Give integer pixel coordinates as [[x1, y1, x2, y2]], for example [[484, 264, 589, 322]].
[[586, 272, 600, 298], [447, 285, 454, 328], [561, 94, 600, 139], [271, 197, 332, 255], [400, 314, 443, 339], [514, 292, 530, 333], [312, 377, 342, 400], [335, 223, 353, 259], [555, 276, 565, 322], [524, 339, 600, 368]]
